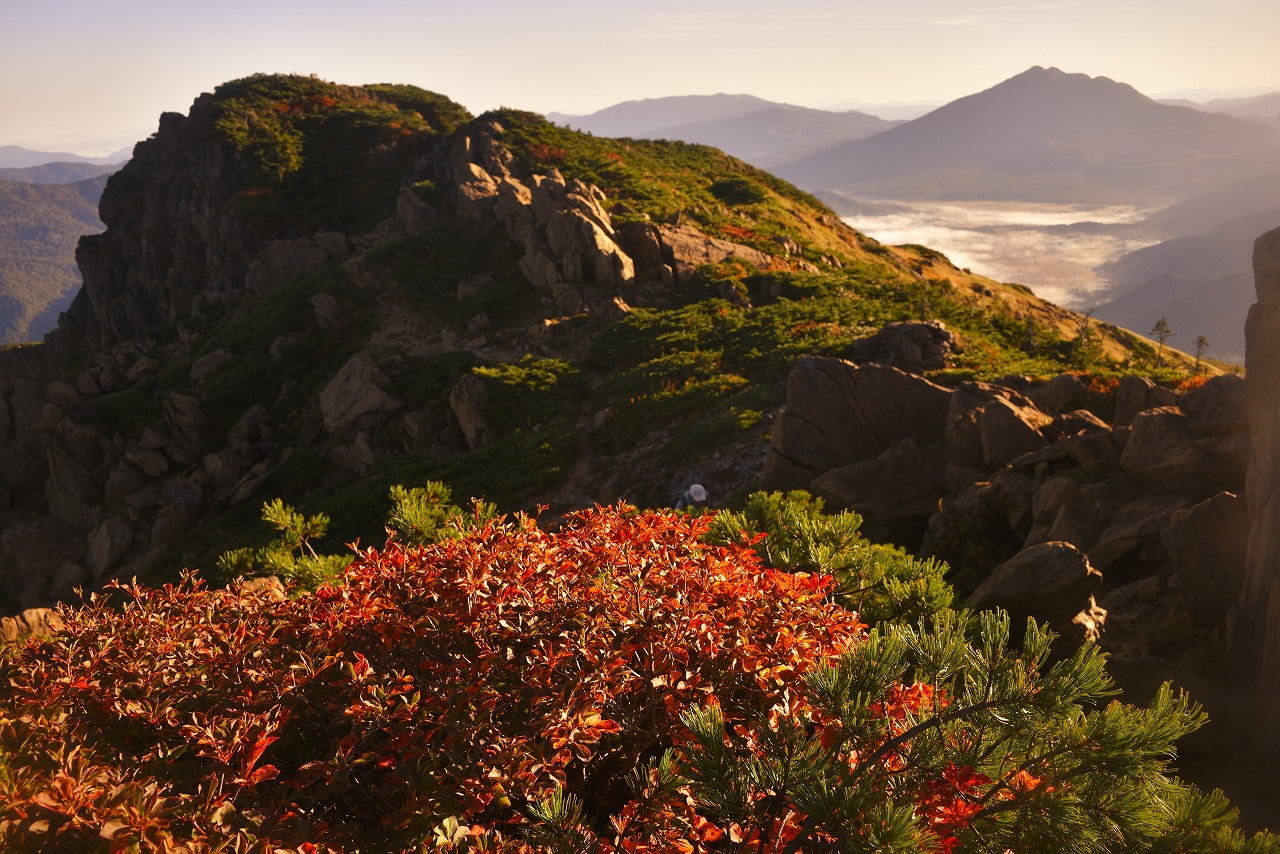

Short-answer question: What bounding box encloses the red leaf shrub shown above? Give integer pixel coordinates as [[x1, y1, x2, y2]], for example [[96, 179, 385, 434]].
[[0, 507, 865, 851]]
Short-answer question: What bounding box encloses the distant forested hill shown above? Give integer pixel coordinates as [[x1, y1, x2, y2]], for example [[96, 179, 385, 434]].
[[0, 161, 118, 184], [0, 175, 107, 342], [551, 94, 897, 168]]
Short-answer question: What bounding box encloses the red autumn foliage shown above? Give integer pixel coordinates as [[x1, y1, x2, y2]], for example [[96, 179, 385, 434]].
[[0, 506, 999, 852], [525, 142, 567, 164]]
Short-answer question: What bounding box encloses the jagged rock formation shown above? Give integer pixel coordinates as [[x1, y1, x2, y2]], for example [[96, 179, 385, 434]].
[[0, 79, 820, 613], [52, 106, 256, 359], [766, 354, 1250, 655], [1233, 226, 1280, 754], [442, 120, 782, 314]]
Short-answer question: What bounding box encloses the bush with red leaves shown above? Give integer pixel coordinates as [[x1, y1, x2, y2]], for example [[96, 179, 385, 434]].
[[0, 506, 1268, 853]]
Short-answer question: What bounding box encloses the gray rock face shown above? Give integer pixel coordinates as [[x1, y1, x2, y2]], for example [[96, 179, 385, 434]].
[[1120, 407, 1243, 496], [449, 373, 492, 452], [968, 541, 1103, 631], [945, 383, 1052, 470], [810, 438, 948, 527], [761, 359, 952, 491], [319, 355, 402, 434], [1113, 375, 1179, 427], [652, 224, 771, 284], [50, 107, 254, 359]]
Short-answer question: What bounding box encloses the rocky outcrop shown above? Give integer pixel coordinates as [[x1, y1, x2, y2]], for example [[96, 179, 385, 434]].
[[440, 121, 790, 314], [945, 382, 1052, 471], [49, 107, 254, 360], [0, 608, 63, 644], [766, 345, 1252, 642], [1233, 226, 1280, 751]]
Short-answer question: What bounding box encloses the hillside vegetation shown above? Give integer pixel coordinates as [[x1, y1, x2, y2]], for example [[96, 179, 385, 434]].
[[0, 174, 106, 342]]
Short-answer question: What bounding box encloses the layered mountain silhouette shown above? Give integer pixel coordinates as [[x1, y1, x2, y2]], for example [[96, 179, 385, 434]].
[[549, 94, 780, 138], [0, 161, 118, 184], [0, 144, 129, 169], [1162, 90, 1280, 125], [1094, 204, 1280, 360], [550, 94, 897, 168], [773, 66, 1280, 203]]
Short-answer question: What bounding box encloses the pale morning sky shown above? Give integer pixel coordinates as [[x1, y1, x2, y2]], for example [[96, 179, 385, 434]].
[[4, 0, 1278, 154]]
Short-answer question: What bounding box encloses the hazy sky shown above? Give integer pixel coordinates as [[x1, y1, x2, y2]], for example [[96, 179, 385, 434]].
[[4, 0, 1279, 153]]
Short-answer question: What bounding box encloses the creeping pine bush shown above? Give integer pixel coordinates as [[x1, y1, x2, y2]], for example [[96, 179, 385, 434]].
[[0, 506, 1273, 853], [707, 490, 953, 625]]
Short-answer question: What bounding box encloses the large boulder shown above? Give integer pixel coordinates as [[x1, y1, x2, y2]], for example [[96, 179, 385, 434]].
[[1, 517, 83, 608], [0, 608, 63, 644], [1031, 374, 1087, 415], [85, 517, 135, 581], [449, 374, 492, 452], [1181, 374, 1246, 436], [761, 359, 952, 491], [1120, 407, 1244, 496], [810, 438, 947, 540], [162, 393, 206, 466], [1113, 375, 1178, 427], [1086, 495, 1196, 577], [945, 383, 1052, 471], [654, 224, 772, 284], [44, 418, 106, 529], [319, 355, 402, 435], [1024, 476, 1121, 552], [968, 541, 1103, 632]]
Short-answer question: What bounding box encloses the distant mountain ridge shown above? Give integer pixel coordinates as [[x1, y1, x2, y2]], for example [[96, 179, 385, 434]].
[[1094, 205, 1280, 360], [773, 66, 1280, 204], [0, 144, 129, 169], [548, 93, 780, 138], [1189, 91, 1280, 122], [549, 94, 897, 168], [0, 161, 119, 185]]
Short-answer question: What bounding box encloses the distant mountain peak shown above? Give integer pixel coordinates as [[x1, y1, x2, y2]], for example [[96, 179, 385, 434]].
[[774, 67, 1280, 204]]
